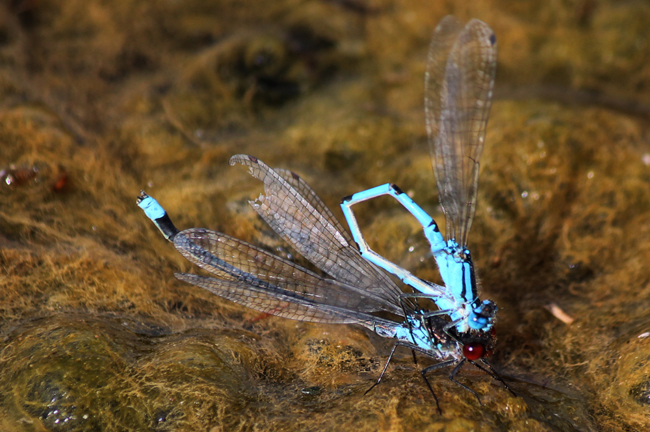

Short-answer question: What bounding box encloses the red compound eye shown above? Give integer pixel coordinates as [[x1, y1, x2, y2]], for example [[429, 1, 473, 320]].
[[463, 343, 485, 360]]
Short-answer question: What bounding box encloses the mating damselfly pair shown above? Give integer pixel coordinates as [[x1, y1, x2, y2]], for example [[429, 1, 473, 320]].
[[138, 16, 515, 412]]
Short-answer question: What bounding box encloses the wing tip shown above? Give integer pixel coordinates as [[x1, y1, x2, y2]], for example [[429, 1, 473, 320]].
[[229, 154, 260, 167]]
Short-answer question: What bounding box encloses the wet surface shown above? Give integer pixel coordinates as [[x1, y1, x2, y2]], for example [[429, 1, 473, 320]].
[[2, 0, 650, 430]]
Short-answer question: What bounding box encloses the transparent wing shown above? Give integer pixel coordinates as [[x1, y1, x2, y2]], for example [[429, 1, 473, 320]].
[[176, 273, 362, 324], [172, 228, 405, 316], [425, 16, 497, 247], [176, 272, 403, 336], [230, 154, 409, 309], [274, 168, 354, 244], [178, 269, 406, 341]]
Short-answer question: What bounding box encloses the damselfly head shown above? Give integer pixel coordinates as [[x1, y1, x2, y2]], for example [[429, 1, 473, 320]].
[[462, 342, 486, 360], [459, 328, 496, 360], [450, 319, 497, 361]]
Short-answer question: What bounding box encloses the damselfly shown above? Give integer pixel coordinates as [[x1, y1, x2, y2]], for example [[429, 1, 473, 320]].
[[138, 154, 513, 413], [341, 16, 498, 336]]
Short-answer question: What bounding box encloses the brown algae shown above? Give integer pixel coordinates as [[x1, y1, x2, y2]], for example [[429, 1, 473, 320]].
[[2, 0, 650, 430]]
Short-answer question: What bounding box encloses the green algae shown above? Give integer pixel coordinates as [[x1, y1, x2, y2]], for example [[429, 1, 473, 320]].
[[2, 0, 650, 430]]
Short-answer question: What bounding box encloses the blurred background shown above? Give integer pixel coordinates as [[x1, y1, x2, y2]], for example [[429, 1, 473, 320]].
[[1, 0, 650, 430]]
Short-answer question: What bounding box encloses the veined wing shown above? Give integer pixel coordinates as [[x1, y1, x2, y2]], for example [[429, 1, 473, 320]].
[[230, 154, 408, 308], [274, 168, 354, 245], [172, 228, 404, 316], [175, 272, 401, 331], [177, 273, 357, 324], [425, 16, 497, 247]]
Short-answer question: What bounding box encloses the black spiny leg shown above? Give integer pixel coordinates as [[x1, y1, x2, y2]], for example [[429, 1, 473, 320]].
[[365, 343, 399, 395], [420, 359, 458, 415], [448, 359, 482, 405], [470, 359, 517, 397]]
